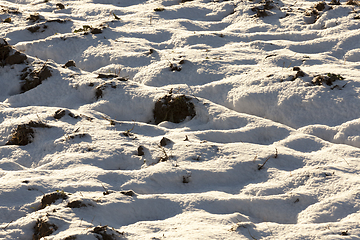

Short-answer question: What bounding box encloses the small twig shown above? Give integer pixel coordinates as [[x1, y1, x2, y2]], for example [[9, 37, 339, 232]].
[[342, 158, 350, 166], [2, 220, 13, 229], [258, 156, 271, 170], [258, 148, 278, 170]]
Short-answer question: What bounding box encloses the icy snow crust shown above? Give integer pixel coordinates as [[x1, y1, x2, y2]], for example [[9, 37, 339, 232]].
[[1, 0, 360, 239]]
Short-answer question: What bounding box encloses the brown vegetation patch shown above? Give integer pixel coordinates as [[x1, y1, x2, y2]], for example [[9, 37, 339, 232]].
[[6, 121, 51, 146], [67, 200, 88, 208], [41, 191, 68, 209], [0, 39, 27, 66], [20, 64, 52, 93], [153, 94, 196, 124], [92, 225, 124, 240], [33, 218, 58, 240]]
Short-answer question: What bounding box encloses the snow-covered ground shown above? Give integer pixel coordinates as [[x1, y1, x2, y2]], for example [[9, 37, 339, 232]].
[[1, 0, 360, 239]]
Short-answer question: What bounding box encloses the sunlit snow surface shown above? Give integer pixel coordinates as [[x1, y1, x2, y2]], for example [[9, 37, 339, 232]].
[[1, 0, 360, 239]]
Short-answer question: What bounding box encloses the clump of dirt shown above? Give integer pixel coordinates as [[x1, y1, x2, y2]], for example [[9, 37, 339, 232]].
[[64, 236, 77, 240], [137, 146, 145, 156], [183, 173, 191, 183], [93, 79, 127, 100], [0, 5, 20, 14], [27, 13, 42, 22], [53, 109, 79, 119], [304, 1, 331, 24], [63, 60, 76, 68], [74, 25, 105, 35], [288, 66, 306, 81], [92, 225, 125, 240], [251, 0, 275, 18], [20, 64, 52, 93], [56, 3, 65, 9], [33, 218, 58, 240], [97, 73, 119, 79], [67, 200, 88, 208], [153, 94, 196, 124], [311, 73, 344, 86], [6, 121, 51, 146], [120, 190, 136, 196], [329, 0, 341, 4], [160, 137, 173, 146], [6, 124, 34, 145], [169, 62, 181, 71], [65, 133, 90, 140], [27, 24, 48, 33], [0, 38, 27, 66], [40, 191, 68, 209], [346, 0, 360, 5]]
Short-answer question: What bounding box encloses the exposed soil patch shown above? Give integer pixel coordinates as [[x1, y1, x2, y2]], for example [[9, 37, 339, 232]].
[[56, 3, 65, 9], [311, 73, 344, 86], [137, 146, 145, 156], [153, 94, 196, 124], [27, 13, 42, 22], [63, 60, 76, 68], [33, 218, 58, 240], [305, 1, 332, 24], [74, 25, 105, 35], [160, 137, 173, 146], [53, 109, 79, 120], [0, 5, 20, 14], [92, 225, 124, 240], [27, 24, 46, 33], [67, 200, 88, 208], [41, 191, 68, 209], [120, 190, 136, 196], [20, 64, 52, 93], [251, 0, 275, 18], [288, 66, 306, 81], [6, 121, 51, 146], [0, 39, 27, 66]]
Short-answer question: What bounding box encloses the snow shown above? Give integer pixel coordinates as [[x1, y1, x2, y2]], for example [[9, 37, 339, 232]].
[[1, 0, 360, 239]]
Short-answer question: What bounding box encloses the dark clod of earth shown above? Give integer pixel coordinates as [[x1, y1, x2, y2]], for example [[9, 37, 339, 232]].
[[97, 73, 118, 78], [160, 137, 173, 146], [33, 218, 58, 240], [53, 109, 79, 119], [290, 66, 306, 81], [92, 225, 124, 240], [153, 94, 196, 124], [41, 191, 68, 209], [314, 1, 326, 11], [20, 64, 52, 93], [183, 175, 191, 183], [90, 28, 102, 34], [6, 124, 34, 146], [67, 200, 87, 208], [5, 121, 50, 146], [312, 73, 344, 86], [64, 60, 76, 68], [27, 14, 41, 22], [0, 39, 27, 65], [64, 236, 77, 240], [137, 146, 145, 156], [56, 3, 65, 9], [53, 109, 66, 119], [120, 190, 136, 196], [169, 63, 181, 71]]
